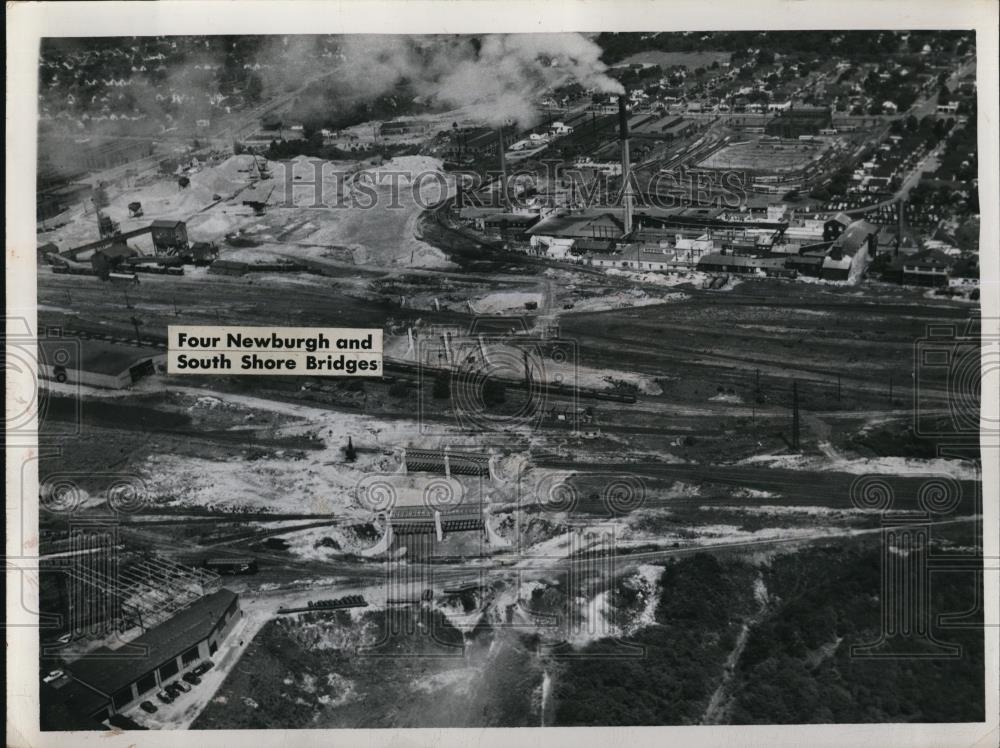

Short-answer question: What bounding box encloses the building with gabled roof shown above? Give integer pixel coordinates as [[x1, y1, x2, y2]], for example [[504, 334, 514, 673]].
[[821, 218, 880, 282], [64, 589, 241, 719]]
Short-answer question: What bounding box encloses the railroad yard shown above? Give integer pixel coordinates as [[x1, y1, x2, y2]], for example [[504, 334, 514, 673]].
[[32, 29, 985, 731]]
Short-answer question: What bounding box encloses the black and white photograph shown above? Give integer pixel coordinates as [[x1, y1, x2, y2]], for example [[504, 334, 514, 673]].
[[5, 2, 998, 746]]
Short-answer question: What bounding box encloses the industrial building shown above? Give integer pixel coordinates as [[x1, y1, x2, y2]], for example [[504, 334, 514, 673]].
[[149, 219, 190, 252], [898, 247, 955, 286], [457, 207, 540, 241], [379, 119, 430, 137], [39, 337, 166, 389], [58, 589, 241, 722], [696, 254, 790, 275], [447, 126, 503, 162], [820, 218, 879, 281], [528, 211, 627, 243]]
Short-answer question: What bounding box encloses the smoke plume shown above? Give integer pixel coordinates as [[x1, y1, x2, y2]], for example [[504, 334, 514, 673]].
[[337, 33, 623, 126]]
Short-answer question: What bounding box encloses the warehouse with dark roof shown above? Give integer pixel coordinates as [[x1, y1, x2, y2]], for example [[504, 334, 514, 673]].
[[38, 337, 166, 389], [62, 589, 241, 720]]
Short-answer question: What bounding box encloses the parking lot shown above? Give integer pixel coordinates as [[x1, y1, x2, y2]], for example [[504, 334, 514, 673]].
[[122, 604, 268, 729]]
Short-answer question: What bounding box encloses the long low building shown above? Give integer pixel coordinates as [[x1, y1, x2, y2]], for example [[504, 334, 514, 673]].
[[39, 338, 166, 389], [60, 589, 241, 721], [696, 254, 790, 275]]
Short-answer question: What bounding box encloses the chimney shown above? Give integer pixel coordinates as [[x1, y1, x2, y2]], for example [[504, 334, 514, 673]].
[[497, 127, 510, 210], [618, 96, 634, 236]]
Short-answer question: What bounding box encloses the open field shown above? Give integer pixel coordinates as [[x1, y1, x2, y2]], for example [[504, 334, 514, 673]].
[[697, 138, 830, 172]]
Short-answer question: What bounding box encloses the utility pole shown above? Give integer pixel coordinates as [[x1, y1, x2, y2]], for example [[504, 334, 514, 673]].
[[837, 373, 841, 403], [130, 315, 142, 345], [792, 380, 800, 451], [173, 296, 180, 316], [123, 288, 133, 309]]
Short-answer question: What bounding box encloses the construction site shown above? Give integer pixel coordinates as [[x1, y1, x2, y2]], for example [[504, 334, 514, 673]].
[[33, 31, 985, 731]]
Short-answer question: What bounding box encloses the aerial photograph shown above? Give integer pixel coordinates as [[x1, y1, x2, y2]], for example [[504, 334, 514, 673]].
[[32, 30, 984, 730]]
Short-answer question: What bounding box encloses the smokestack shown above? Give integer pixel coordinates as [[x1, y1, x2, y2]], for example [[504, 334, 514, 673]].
[[618, 96, 633, 236], [497, 127, 510, 210]]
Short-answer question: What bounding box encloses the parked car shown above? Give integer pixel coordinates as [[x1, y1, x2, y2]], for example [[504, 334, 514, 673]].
[[139, 701, 158, 714], [42, 670, 64, 684], [182, 672, 201, 685], [156, 690, 174, 704], [173, 680, 191, 693], [164, 683, 183, 698], [191, 661, 214, 676]]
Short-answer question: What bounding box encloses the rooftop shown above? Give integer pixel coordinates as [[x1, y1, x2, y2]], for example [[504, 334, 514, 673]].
[[41, 680, 110, 727], [697, 254, 788, 269], [482, 213, 541, 226], [528, 211, 625, 239], [38, 338, 163, 377], [67, 589, 237, 697], [833, 219, 881, 255], [904, 248, 955, 268]]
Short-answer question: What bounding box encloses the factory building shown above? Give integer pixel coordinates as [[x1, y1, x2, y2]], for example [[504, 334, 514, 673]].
[[898, 248, 955, 287], [823, 212, 853, 241], [39, 338, 166, 389], [821, 218, 879, 282], [149, 219, 189, 253], [58, 589, 241, 722], [447, 126, 503, 162], [379, 119, 430, 137], [481, 213, 541, 242], [528, 211, 627, 244], [784, 250, 829, 277], [456, 207, 540, 241], [697, 254, 790, 275]]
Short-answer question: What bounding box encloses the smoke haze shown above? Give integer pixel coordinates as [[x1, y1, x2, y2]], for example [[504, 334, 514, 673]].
[[328, 33, 623, 126]]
